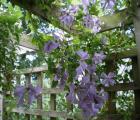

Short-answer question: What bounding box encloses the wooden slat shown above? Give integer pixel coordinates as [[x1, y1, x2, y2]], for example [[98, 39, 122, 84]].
[[37, 72, 43, 120], [12, 108, 73, 119], [106, 60, 116, 115], [42, 88, 64, 94], [10, 0, 132, 35], [0, 95, 3, 120], [50, 81, 57, 120], [14, 65, 48, 74], [50, 94, 56, 120], [106, 47, 137, 61], [132, 57, 140, 120], [102, 114, 122, 120], [15, 75, 20, 119], [74, 113, 122, 120], [25, 74, 31, 120], [67, 102, 73, 120], [42, 82, 140, 94], [105, 82, 140, 91]]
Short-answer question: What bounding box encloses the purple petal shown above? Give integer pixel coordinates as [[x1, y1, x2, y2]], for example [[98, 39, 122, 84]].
[[76, 66, 84, 76], [82, 0, 90, 6], [101, 0, 116, 9], [34, 86, 42, 96], [80, 61, 88, 70], [100, 72, 115, 87], [28, 84, 42, 104], [86, 64, 96, 74], [14, 86, 25, 106], [91, 103, 99, 116], [66, 84, 77, 104], [44, 41, 59, 53], [59, 70, 69, 89], [93, 52, 106, 64], [108, 72, 115, 78], [77, 50, 89, 60], [81, 75, 90, 84]]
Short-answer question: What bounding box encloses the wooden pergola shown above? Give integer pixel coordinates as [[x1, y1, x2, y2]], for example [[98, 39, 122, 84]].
[[1, 0, 140, 120]]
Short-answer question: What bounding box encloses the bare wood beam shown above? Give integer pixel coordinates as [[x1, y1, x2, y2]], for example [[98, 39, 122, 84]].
[[10, 0, 132, 35], [42, 82, 140, 94], [19, 34, 137, 59], [42, 88, 64, 94], [105, 82, 140, 91], [106, 47, 137, 60], [19, 34, 38, 50], [14, 65, 48, 74], [12, 108, 73, 119]]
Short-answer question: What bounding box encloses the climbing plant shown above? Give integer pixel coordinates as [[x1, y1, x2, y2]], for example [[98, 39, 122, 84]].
[[0, 0, 137, 120]]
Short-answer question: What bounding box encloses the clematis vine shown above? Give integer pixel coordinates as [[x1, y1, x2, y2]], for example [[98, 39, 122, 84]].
[[14, 84, 42, 106], [42, 23, 115, 120], [65, 50, 115, 119], [41, 0, 117, 119], [59, 0, 116, 34]]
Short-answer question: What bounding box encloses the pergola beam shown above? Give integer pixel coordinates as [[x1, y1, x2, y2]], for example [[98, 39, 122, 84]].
[[10, 0, 132, 35]]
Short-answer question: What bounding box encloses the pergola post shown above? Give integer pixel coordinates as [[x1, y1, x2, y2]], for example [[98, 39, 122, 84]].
[[133, 3, 140, 119], [134, 5, 140, 86]]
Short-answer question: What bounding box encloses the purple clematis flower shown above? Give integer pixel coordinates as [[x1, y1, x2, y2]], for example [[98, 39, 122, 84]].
[[28, 84, 42, 104], [54, 65, 62, 81], [101, 72, 115, 87], [82, 0, 90, 7], [86, 64, 96, 74], [14, 86, 25, 106], [93, 52, 106, 64], [69, 5, 79, 14], [81, 0, 96, 14], [77, 50, 89, 60], [59, 70, 69, 89], [59, 14, 74, 26], [44, 40, 59, 53], [81, 75, 90, 84], [101, 0, 116, 9], [53, 33, 61, 41], [59, 6, 78, 26], [76, 61, 88, 76], [83, 15, 101, 34], [66, 83, 78, 104], [99, 88, 108, 101], [76, 65, 84, 76]]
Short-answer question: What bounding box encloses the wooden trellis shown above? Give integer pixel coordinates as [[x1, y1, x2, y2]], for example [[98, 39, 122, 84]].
[[9, 52, 140, 120], [12, 66, 73, 120]]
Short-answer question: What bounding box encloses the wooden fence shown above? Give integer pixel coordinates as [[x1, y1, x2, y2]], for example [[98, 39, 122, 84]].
[[8, 49, 140, 120]]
